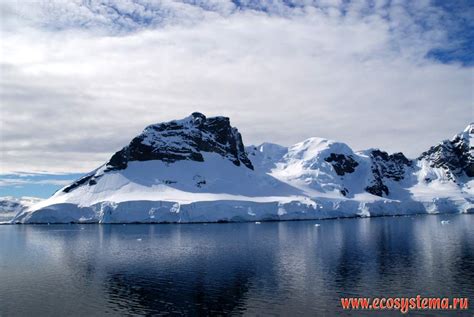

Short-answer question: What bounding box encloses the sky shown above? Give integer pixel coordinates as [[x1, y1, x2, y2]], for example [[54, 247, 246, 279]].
[[0, 0, 473, 198]]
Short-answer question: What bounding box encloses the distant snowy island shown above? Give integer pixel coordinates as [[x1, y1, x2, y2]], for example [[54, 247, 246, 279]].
[[8, 112, 474, 224], [0, 197, 43, 223]]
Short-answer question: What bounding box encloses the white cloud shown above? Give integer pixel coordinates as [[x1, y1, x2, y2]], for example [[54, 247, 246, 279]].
[[0, 0, 472, 173], [0, 178, 74, 187]]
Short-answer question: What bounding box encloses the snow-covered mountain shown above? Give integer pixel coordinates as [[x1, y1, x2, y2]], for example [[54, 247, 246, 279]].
[[0, 196, 43, 223], [12, 114, 473, 223]]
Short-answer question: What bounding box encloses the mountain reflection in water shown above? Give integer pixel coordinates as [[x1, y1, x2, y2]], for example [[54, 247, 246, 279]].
[[0, 215, 473, 316]]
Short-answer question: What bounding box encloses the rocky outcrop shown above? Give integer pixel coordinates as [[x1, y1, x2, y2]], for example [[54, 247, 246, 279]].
[[365, 150, 412, 197], [106, 112, 253, 172], [63, 174, 101, 193], [419, 123, 473, 181], [324, 153, 359, 176]]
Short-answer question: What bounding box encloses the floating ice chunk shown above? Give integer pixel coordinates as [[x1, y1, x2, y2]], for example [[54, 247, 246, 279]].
[[137, 238, 142, 241], [247, 207, 256, 216], [255, 221, 261, 224], [441, 220, 450, 225], [314, 223, 320, 227]]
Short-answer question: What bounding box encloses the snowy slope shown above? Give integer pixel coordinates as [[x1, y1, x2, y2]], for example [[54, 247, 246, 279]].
[[246, 142, 288, 171], [12, 115, 473, 224]]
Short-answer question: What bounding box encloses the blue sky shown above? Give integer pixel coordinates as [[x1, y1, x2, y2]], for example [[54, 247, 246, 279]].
[[426, 0, 473, 66], [0, 173, 84, 198], [1, 0, 473, 198]]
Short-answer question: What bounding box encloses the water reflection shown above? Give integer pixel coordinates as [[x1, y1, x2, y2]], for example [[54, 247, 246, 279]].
[[0, 215, 473, 316]]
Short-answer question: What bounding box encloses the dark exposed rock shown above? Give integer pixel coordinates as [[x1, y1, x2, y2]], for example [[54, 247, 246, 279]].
[[105, 112, 253, 172], [370, 150, 412, 181], [418, 125, 473, 180], [63, 174, 102, 193], [193, 175, 206, 188], [324, 153, 359, 176], [63, 174, 95, 193], [365, 150, 412, 197], [365, 182, 389, 197]]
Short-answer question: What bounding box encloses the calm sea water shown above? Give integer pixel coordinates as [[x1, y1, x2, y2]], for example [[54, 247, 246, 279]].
[[0, 215, 473, 316]]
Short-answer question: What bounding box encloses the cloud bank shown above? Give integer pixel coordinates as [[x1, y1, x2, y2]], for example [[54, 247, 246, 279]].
[[0, 0, 473, 174]]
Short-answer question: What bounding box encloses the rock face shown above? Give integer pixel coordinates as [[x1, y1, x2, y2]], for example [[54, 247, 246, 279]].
[[11, 115, 474, 224], [419, 123, 474, 181], [324, 153, 359, 176], [106, 112, 253, 171], [63, 174, 98, 193], [365, 150, 412, 197]]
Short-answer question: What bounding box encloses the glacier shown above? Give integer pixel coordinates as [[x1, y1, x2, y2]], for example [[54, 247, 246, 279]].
[[11, 113, 474, 224]]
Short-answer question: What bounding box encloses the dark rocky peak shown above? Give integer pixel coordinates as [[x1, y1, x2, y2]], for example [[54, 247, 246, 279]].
[[419, 123, 473, 179], [105, 112, 254, 172], [365, 149, 412, 197], [370, 149, 412, 172], [324, 153, 359, 176]]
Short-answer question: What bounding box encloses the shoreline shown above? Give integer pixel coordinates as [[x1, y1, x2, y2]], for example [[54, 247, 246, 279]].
[[2, 211, 470, 225]]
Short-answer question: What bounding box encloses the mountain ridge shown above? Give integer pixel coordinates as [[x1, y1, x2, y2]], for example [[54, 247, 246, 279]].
[[12, 113, 473, 224]]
